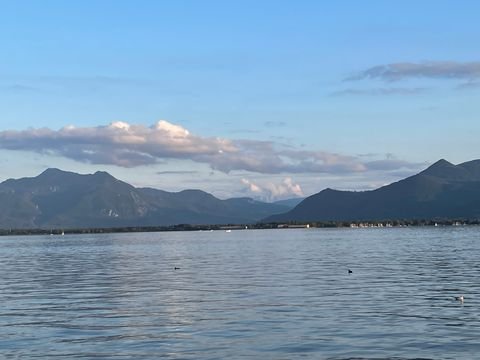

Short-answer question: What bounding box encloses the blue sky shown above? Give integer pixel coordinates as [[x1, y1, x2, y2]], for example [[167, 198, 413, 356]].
[[1, 1, 479, 200]]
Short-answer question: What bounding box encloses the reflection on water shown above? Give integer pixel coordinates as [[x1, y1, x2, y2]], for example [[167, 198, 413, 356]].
[[1, 227, 480, 359]]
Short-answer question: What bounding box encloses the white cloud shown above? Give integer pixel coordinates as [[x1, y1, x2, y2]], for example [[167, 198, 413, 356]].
[[153, 120, 189, 137], [0, 120, 235, 167], [0, 120, 423, 175], [266, 177, 304, 198], [241, 178, 262, 193], [241, 177, 304, 201]]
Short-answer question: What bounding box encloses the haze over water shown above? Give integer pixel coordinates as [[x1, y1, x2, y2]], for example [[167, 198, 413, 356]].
[[1, 227, 480, 359]]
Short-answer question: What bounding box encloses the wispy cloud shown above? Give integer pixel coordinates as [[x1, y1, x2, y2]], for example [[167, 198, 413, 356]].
[[38, 75, 148, 87], [0, 75, 151, 96], [331, 87, 427, 97], [1, 84, 40, 93], [348, 61, 480, 82], [156, 170, 199, 175], [365, 159, 428, 171], [228, 129, 261, 134], [264, 121, 286, 127], [0, 120, 422, 175], [456, 81, 480, 90]]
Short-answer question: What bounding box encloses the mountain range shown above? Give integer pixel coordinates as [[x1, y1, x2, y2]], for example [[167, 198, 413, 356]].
[[265, 159, 480, 222], [1, 159, 479, 229], [0, 168, 293, 229]]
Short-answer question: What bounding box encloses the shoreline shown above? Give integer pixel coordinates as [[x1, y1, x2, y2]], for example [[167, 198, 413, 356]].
[[1, 219, 479, 236]]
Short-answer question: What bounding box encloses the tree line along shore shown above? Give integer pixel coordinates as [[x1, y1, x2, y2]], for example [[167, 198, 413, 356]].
[[1, 219, 479, 236]]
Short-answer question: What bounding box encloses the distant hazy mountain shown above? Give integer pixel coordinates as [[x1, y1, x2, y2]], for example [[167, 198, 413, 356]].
[[273, 197, 305, 208], [265, 159, 480, 222], [0, 169, 291, 229]]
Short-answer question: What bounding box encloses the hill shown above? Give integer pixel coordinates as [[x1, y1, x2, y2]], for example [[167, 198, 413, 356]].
[[0, 169, 291, 229], [265, 159, 480, 222]]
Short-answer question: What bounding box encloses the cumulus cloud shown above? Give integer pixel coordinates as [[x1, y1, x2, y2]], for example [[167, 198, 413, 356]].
[[0, 120, 235, 168], [348, 61, 480, 82], [241, 178, 263, 194], [241, 177, 304, 201], [0, 120, 421, 175]]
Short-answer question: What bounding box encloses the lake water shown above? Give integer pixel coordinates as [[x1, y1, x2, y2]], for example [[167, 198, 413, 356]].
[[1, 227, 480, 359]]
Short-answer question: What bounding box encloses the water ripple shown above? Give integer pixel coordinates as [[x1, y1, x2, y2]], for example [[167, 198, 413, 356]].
[[1, 228, 480, 359]]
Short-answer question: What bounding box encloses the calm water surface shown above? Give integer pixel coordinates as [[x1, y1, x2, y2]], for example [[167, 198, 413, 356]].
[[1, 227, 480, 359]]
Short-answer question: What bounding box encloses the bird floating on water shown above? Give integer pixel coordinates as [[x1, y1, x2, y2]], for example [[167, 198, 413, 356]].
[[455, 295, 464, 302], [174, 267, 180, 270], [348, 269, 353, 274]]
